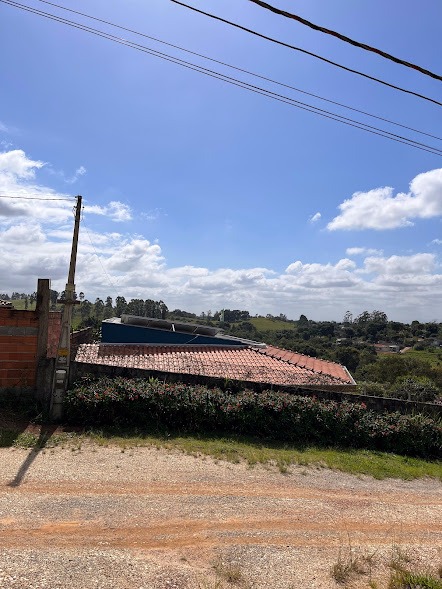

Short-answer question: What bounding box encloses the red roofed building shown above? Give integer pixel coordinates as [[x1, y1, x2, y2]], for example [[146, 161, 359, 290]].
[[73, 315, 356, 392]]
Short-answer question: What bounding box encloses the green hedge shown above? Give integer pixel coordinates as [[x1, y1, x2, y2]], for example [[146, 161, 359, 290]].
[[65, 377, 442, 459]]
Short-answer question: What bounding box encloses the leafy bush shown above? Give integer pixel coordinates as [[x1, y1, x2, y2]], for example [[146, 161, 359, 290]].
[[356, 381, 388, 397], [65, 376, 442, 458], [389, 376, 440, 402]]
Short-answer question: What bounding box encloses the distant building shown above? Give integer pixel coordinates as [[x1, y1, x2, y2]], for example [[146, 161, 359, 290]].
[[74, 315, 356, 392], [374, 342, 400, 354]]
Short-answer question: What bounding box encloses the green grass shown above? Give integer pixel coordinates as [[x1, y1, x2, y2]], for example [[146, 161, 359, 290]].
[[1, 425, 441, 480], [85, 430, 442, 480], [389, 570, 442, 588], [10, 298, 36, 310], [401, 348, 442, 368], [249, 317, 296, 332], [1, 404, 441, 480]]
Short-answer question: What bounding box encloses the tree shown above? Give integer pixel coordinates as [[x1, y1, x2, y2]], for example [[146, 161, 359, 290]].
[[50, 290, 59, 309], [93, 298, 104, 319], [127, 298, 144, 316], [115, 296, 128, 317], [355, 311, 371, 325], [157, 300, 168, 320], [360, 355, 433, 386], [371, 310, 388, 324], [80, 299, 93, 320], [389, 376, 439, 402], [335, 347, 360, 373], [298, 314, 309, 326], [103, 296, 114, 319], [343, 311, 353, 325]]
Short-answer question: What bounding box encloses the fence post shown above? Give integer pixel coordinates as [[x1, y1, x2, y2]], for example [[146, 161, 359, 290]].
[[36, 278, 50, 402]]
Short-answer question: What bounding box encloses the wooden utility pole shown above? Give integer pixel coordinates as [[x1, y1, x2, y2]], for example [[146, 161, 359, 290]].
[[50, 195, 82, 420]]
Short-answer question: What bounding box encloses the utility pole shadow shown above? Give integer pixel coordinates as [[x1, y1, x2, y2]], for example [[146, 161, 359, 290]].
[[7, 424, 58, 487]]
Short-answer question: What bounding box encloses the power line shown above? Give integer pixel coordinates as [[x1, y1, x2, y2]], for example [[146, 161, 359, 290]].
[[248, 0, 442, 82], [170, 0, 442, 108], [26, 0, 441, 142], [0, 194, 75, 201], [2, 0, 441, 156]]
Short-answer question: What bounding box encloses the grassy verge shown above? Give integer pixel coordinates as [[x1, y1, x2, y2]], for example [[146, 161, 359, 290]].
[[88, 431, 442, 480], [3, 424, 441, 480], [401, 348, 442, 368]]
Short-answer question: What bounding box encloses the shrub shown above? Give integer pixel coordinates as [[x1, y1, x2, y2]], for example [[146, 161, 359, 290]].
[[65, 376, 442, 458], [356, 381, 388, 397], [389, 376, 440, 402]]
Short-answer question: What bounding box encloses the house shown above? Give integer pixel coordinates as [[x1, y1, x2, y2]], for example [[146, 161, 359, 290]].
[[374, 342, 400, 354], [74, 315, 356, 392]]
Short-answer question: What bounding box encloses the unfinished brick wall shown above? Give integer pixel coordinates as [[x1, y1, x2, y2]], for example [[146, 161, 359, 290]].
[[47, 312, 62, 358], [0, 308, 62, 389], [0, 308, 39, 388]]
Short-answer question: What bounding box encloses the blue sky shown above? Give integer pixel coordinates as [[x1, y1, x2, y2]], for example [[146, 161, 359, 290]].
[[0, 0, 441, 321]]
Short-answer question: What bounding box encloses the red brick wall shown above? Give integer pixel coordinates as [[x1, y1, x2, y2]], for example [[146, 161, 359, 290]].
[[0, 308, 39, 388], [47, 312, 62, 358]]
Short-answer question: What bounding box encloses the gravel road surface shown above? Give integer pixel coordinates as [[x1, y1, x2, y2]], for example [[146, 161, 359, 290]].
[[0, 444, 441, 588]]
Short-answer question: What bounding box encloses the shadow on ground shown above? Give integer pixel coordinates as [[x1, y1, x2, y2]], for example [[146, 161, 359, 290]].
[[7, 423, 58, 487]]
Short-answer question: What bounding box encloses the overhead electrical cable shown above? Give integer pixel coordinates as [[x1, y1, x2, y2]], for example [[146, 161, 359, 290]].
[[248, 0, 442, 82], [0, 194, 75, 201], [2, 0, 441, 156], [25, 0, 442, 141], [170, 0, 442, 108]]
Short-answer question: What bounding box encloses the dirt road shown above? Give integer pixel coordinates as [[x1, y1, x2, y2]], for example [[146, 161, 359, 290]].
[[0, 444, 441, 588]]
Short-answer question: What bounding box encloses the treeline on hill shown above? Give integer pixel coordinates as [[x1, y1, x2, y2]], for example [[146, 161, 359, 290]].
[[4, 293, 442, 403]]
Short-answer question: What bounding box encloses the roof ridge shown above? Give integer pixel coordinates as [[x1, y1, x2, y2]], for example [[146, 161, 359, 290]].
[[254, 345, 349, 383], [259, 344, 347, 368]]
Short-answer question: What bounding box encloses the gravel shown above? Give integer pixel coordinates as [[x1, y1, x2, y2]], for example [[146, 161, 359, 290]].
[[0, 444, 441, 588]]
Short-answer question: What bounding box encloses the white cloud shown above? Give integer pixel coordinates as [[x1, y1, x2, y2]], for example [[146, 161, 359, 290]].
[[84, 201, 132, 222], [66, 165, 87, 184], [431, 239, 442, 245], [328, 168, 442, 230], [1, 149, 442, 322], [285, 259, 358, 288], [346, 247, 383, 256], [362, 253, 436, 280], [0, 149, 45, 179], [0, 150, 129, 225], [141, 208, 165, 222], [2, 216, 441, 320], [309, 212, 321, 223]]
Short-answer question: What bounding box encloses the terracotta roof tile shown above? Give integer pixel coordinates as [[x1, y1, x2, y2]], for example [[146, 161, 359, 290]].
[[75, 343, 354, 388], [257, 345, 353, 383]]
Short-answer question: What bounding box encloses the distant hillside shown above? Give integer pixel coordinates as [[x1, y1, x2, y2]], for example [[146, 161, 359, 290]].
[[249, 317, 296, 332]]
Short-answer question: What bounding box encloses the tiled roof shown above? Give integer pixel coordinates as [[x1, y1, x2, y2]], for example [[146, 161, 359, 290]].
[[257, 345, 353, 383], [74, 343, 355, 388]]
